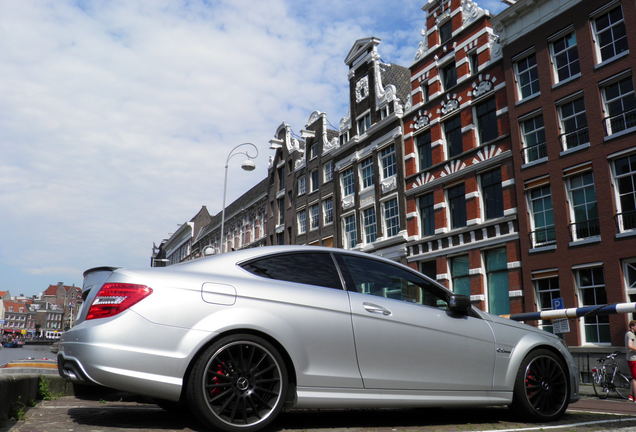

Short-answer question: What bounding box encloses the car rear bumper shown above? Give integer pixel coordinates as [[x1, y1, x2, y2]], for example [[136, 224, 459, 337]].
[[58, 309, 212, 401]]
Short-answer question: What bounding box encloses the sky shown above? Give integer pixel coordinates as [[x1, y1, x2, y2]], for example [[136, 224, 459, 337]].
[[0, 0, 508, 297]]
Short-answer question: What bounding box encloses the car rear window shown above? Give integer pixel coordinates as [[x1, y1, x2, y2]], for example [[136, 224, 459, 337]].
[[241, 252, 343, 290]]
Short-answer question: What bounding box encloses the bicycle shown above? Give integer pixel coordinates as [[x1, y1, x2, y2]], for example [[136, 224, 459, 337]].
[[591, 351, 632, 399]]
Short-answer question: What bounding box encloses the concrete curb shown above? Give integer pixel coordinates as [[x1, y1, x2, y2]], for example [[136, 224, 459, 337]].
[[0, 374, 73, 424]]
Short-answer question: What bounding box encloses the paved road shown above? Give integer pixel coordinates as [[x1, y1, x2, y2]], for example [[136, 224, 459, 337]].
[[4, 396, 636, 432]]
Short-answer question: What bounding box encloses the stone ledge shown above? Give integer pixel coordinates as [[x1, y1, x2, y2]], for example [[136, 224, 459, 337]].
[[0, 374, 73, 425]]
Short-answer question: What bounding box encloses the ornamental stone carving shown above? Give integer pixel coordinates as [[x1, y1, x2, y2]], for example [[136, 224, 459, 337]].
[[342, 195, 355, 210], [439, 94, 461, 116], [355, 76, 369, 102], [462, 0, 485, 26], [411, 110, 431, 131], [471, 74, 496, 98], [381, 176, 397, 194]]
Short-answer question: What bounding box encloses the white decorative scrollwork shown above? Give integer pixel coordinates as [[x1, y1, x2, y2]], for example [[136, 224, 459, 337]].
[[411, 172, 435, 189], [306, 111, 323, 127], [471, 74, 496, 98], [355, 76, 369, 102], [381, 176, 397, 194], [462, 0, 485, 26], [440, 160, 467, 177], [411, 110, 431, 131], [342, 195, 355, 210], [472, 145, 502, 165], [339, 113, 351, 132], [439, 94, 462, 116]]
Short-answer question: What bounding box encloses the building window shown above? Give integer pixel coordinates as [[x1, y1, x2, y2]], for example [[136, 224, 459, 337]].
[[566, 172, 599, 241], [623, 258, 636, 320], [534, 276, 560, 334], [592, 5, 628, 64], [277, 165, 285, 191], [383, 198, 400, 237], [308, 143, 317, 160], [521, 114, 547, 163], [416, 130, 432, 171], [444, 116, 462, 158], [602, 76, 636, 136], [380, 145, 397, 179], [450, 255, 470, 296], [323, 160, 334, 183], [575, 267, 610, 344], [341, 168, 355, 197], [528, 185, 555, 247], [481, 168, 503, 220], [421, 82, 430, 103], [277, 198, 285, 225], [613, 153, 636, 231], [469, 51, 479, 75], [441, 61, 457, 90], [297, 176, 306, 195], [343, 214, 357, 248], [515, 52, 539, 100], [418, 192, 435, 236], [339, 131, 350, 146], [310, 169, 320, 192], [439, 20, 452, 44], [379, 104, 390, 120], [550, 32, 580, 83], [309, 204, 320, 230], [323, 198, 334, 225], [485, 248, 509, 315], [360, 157, 374, 189], [357, 112, 371, 135], [447, 183, 466, 229], [420, 261, 437, 280], [558, 97, 589, 150], [297, 210, 307, 234], [362, 207, 377, 244], [476, 97, 498, 143]]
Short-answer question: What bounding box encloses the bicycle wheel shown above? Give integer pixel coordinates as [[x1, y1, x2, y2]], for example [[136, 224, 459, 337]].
[[612, 372, 632, 399], [592, 371, 609, 399]]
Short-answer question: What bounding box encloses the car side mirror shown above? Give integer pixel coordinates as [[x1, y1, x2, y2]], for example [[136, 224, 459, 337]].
[[448, 294, 471, 315]]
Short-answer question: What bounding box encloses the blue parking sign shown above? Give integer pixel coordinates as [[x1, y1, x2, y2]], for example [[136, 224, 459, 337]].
[[552, 297, 564, 310]]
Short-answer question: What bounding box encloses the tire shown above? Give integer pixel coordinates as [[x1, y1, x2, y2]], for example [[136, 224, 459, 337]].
[[186, 334, 288, 432], [612, 372, 631, 399], [510, 349, 569, 422], [592, 370, 609, 399]]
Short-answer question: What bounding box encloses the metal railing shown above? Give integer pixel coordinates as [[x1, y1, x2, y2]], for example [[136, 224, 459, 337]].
[[616, 210, 636, 232], [559, 126, 589, 150], [521, 142, 547, 164], [530, 225, 556, 247], [604, 108, 636, 136], [569, 218, 600, 241]]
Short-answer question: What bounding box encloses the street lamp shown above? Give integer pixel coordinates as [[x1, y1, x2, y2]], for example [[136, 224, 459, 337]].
[[220, 142, 258, 253]]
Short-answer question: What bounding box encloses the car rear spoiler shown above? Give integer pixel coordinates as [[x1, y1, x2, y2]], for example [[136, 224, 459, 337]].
[[83, 266, 119, 277]]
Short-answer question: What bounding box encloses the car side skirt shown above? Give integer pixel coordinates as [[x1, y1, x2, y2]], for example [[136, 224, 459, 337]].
[[294, 387, 512, 408]]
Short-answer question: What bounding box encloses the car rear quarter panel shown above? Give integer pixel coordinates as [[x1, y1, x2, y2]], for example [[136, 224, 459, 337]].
[[128, 269, 364, 390]]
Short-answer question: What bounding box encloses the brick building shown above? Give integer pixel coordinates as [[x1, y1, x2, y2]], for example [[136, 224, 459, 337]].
[[493, 0, 636, 347], [402, 0, 521, 316]]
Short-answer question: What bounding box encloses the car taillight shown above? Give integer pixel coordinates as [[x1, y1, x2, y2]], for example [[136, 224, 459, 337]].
[[86, 283, 153, 320]]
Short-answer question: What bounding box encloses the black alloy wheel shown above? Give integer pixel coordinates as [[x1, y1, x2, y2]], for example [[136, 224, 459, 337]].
[[187, 334, 288, 432], [511, 349, 569, 421]]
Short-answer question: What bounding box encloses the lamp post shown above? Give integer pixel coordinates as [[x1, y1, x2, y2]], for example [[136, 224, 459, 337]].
[[220, 142, 258, 253]]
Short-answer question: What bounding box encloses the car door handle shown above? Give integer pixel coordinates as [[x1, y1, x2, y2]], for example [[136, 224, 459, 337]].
[[363, 302, 391, 316]]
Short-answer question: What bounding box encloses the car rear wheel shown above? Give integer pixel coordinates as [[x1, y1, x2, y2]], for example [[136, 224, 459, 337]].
[[511, 349, 569, 421], [186, 334, 288, 432]]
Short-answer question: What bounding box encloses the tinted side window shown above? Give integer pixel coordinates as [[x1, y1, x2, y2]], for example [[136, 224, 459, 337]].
[[338, 254, 448, 309], [241, 253, 342, 290]]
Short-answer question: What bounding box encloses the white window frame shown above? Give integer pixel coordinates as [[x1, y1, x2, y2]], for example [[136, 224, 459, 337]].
[[611, 152, 636, 234], [297, 175, 306, 195], [359, 157, 374, 190], [341, 167, 355, 197], [514, 51, 539, 101], [356, 111, 372, 136], [557, 95, 589, 151], [322, 197, 334, 225], [527, 184, 555, 247], [309, 203, 320, 231], [379, 145, 397, 180], [520, 113, 547, 164], [549, 28, 580, 84], [342, 213, 357, 249], [310, 169, 320, 192], [601, 74, 636, 137], [574, 266, 611, 345], [591, 3, 628, 65], [382, 197, 400, 238], [361, 205, 377, 244], [323, 160, 334, 183], [297, 209, 307, 235], [565, 171, 599, 242]]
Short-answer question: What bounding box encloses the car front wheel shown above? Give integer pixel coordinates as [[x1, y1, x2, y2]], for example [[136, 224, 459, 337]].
[[511, 349, 569, 422], [186, 334, 288, 432]]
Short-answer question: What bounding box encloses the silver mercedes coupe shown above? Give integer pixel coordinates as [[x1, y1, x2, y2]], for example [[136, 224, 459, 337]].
[[58, 246, 579, 432]]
